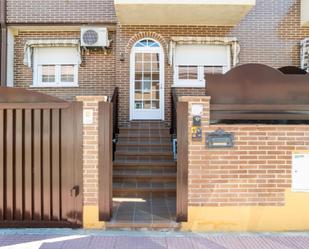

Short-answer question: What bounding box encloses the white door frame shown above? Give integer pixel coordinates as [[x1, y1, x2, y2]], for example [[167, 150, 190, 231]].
[[130, 39, 165, 120]]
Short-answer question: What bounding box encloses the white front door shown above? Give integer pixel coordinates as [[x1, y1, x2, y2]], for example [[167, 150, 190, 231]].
[[130, 39, 164, 120]]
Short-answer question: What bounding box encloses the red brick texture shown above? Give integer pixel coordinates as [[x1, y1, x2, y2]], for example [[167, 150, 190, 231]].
[[180, 96, 309, 207], [76, 96, 107, 206], [6, 0, 117, 24], [115, 0, 309, 124], [13, 31, 116, 100], [8, 0, 309, 124]]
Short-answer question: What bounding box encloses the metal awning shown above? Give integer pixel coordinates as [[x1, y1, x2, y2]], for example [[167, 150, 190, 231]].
[[23, 39, 81, 67], [168, 36, 240, 66]]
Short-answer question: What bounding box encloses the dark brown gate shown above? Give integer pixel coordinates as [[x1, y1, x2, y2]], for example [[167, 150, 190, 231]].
[[0, 87, 83, 228]]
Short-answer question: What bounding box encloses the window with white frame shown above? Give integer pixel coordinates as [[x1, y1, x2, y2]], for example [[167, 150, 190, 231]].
[[173, 44, 231, 87], [32, 47, 79, 87]]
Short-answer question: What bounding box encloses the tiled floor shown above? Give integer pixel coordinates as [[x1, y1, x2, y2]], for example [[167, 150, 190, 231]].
[[2, 232, 309, 249], [109, 196, 176, 225]]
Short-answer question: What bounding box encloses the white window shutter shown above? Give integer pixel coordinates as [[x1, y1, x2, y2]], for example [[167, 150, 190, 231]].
[[175, 45, 230, 66]]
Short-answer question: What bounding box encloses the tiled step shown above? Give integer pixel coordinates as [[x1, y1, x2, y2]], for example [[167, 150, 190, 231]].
[[113, 185, 176, 198], [115, 151, 173, 156], [117, 136, 171, 143], [114, 180, 176, 189], [113, 168, 176, 178], [114, 173, 176, 182], [115, 147, 172, 153], [115, 151, 174, 162], [119, 127, 170, 134], [118, 132, 171, 143], [113, 161, 177, 170], [115, 156, 174, 162], [116, 142, 171, 147], [126, 121, 169, 129], [106, 221, 180, 230]]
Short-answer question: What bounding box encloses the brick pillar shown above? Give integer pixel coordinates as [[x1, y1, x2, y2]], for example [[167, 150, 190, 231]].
[[76, 96, 107, 229], [178, 95, 211, 209]]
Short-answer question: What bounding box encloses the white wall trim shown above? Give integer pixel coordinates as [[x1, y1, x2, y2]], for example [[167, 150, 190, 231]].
[[7, 28, 15, 87], [130, 38, 165, 120]]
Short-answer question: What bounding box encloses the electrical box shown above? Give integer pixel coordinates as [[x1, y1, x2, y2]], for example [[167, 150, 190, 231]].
[[292, 152, 309, 192]]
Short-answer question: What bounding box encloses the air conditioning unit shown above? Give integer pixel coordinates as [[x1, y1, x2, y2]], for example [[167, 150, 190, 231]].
[[80, 27, 110, 47]]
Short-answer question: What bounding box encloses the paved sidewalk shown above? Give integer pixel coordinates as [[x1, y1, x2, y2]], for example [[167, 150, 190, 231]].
[[1, 230, 309, 249]]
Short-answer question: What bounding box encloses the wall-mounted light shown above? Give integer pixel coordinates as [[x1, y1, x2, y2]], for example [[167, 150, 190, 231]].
[[120, 52, 125, 61]]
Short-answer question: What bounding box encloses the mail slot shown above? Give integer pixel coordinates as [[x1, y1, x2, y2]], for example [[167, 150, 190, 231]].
[[206, 129, 234, 148]]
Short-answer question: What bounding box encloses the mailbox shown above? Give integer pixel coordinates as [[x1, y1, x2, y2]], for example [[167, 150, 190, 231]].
[[206, 129, 234, 148]]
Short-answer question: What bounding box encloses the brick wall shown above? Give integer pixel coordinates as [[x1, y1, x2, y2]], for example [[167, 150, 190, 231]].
[[8, 0, 309, 124], [180, 96, 309, 207], [6, 0, 117, 23], [13, 31, 116, 100], [115, 0, 309, 124]]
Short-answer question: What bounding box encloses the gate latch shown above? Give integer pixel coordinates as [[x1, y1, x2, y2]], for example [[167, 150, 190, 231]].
[[70, 185, 80, 197]]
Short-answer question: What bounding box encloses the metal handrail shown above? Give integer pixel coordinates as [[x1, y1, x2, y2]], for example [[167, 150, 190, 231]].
[[170, 88, 178, 135], [109, 87, 119, 138]]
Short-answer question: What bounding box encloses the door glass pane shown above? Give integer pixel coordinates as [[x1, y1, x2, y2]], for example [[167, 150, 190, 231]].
[[135, 53, 143, 62], [135, 73, 142, 81], [135, 90, 142, 100], [143, 81, 151, 92], [134, 52, 161, 110], [152, 82, 159, 91], [152, 73, 159, 81], [144, 53, 152, 61], [152, 63, 159, 72], [143, 73, 151, 81], [144, 101, 151, 109], [135, 62, 143, 72], [152, 101, 160, 109], [135, 81, 142, 90], [135, 101, 143, 109], [144, 92, 151, 100], [152, 91, 159, 100], [144, 63, 151, 72]]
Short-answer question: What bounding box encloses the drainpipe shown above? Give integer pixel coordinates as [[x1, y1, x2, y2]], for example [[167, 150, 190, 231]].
[[0, 0, 7, 87]]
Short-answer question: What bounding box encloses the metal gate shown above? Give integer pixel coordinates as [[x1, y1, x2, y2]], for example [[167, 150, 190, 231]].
[[0, 87, 83, 227]]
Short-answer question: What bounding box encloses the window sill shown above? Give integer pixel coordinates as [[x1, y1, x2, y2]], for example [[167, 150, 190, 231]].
[[30, 84, 79, 88], [171, 84, 205, 88]]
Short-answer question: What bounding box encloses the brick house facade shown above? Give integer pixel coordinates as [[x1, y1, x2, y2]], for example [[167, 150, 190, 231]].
[[1, 0, 309, 231], [7, 0, 309, 123]]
